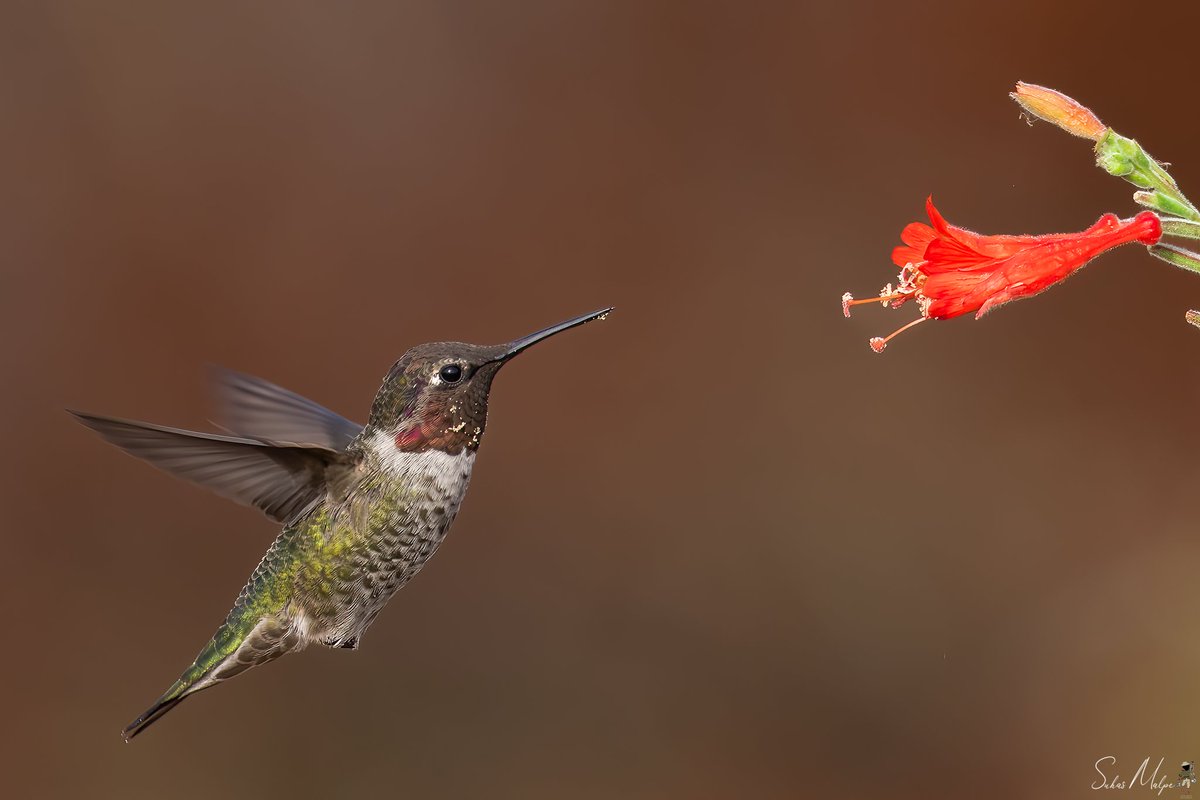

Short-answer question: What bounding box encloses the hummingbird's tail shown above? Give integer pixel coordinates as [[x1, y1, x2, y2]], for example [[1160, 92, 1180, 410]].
[[122, 640, 230, 742], [121, 612, 301, 741], [122, 681, 191, 741]]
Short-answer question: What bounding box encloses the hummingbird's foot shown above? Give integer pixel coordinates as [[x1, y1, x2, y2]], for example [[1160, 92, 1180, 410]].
[[324, 635, 359, 650]]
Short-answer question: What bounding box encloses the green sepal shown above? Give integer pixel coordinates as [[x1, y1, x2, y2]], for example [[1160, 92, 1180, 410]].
[[1149, 243, 1200, 275], [1095, 130, 1200, 221], [1135, 191, 1200, 222], [1095, 130, 1173, 188], [1159, 218, 1200, 240]]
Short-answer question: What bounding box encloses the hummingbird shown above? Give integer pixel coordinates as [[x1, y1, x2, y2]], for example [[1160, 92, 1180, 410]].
[[72, 308, 612, 741]]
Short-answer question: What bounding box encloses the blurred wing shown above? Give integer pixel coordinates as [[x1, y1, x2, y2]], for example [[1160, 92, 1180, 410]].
[[70, 411, 354, 524], [214, 367, 362, 451]]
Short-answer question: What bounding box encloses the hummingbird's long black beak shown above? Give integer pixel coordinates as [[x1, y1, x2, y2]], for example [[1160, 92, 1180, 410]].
[[499, 307, 614, 361]]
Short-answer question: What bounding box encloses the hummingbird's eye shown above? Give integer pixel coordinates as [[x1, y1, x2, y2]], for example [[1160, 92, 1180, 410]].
[[438, 364, 463, 384]]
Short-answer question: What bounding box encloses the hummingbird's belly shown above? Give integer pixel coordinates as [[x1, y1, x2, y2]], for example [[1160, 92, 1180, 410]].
[[303, 446, 476, 647], [347, 503, 461, 629]]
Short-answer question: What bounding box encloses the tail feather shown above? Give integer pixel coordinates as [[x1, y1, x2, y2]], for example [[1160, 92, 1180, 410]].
[[122, 682, 192, 742], [121, 615, 298, 741]]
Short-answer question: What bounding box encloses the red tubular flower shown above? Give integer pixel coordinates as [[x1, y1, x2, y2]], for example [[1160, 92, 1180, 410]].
[[842, 198, 1162, 352]]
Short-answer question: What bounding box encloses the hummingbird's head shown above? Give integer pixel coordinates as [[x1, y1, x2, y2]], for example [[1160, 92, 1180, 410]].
[[366, 308, 612, 455]]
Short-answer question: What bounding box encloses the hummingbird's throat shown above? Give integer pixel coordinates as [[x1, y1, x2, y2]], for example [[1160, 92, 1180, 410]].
[[392, 415, 484, 454], [394, 426, 429, 451]]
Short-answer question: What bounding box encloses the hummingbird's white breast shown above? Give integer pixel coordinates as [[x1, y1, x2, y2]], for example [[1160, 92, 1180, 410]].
[[367, 430, 477, 486], [309, 431, 479, 648]]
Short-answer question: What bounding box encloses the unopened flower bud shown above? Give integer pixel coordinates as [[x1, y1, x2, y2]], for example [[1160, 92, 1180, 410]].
[[1010, 82, 1106, 141]]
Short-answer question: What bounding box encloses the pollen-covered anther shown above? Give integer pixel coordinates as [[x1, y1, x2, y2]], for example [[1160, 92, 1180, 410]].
[[869, 337, 887, 353], [841, 292, 854, 318], [878, 283, 897, 307]]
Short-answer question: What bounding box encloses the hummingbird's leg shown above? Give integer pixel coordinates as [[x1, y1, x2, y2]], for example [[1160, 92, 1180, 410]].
[[321, 634, 359, 650]]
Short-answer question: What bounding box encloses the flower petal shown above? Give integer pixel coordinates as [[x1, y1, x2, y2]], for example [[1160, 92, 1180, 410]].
[[892, 222, 936, 267], [926, 197, 1063, 259], [923, 236, 996, 272]]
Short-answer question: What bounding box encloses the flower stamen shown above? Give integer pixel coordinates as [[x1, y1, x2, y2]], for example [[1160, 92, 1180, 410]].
[[843, 291, 912, 317], [869, 317, 926, 353]]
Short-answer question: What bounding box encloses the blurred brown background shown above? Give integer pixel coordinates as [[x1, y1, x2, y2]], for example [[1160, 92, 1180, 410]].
[[3, 1, 1199, 798]]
